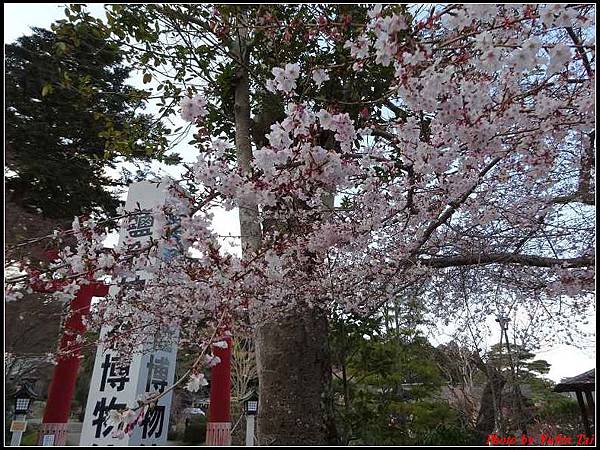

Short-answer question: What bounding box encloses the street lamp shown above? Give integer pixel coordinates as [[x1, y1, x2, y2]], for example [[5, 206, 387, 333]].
[[10, 382, 39, 446], [243, 391, 258, 416], [495, 316, 510, 332], [241, 390, 259, 446]]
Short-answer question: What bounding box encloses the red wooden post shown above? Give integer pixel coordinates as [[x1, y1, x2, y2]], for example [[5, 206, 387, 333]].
[[205, 334, 233, 446], [37, 281, 108, 446]]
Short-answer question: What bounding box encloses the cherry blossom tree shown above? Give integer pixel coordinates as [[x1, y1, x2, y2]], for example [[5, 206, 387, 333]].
[[5, 4, 595, 445]]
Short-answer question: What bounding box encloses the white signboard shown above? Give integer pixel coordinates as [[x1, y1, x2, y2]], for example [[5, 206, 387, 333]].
[[10, 420, 27, 432], [80, 182, 179, 446]]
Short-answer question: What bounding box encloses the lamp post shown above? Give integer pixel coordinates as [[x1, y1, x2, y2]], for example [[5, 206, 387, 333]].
[[495, 316, 510, 333], [495, 315, 528, 435], [242, 390, 258, 446], [10, 382, 38, 446]]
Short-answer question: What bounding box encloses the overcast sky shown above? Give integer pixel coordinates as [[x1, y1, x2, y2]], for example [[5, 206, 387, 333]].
[[4, 3, 596, 383]]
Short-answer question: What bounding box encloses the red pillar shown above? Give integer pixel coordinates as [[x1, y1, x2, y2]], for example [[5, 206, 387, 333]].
[[37, 282, 108, 446], [206, 335, 233, 445]]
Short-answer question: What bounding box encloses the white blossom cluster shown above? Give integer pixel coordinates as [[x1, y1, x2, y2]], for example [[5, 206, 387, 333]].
[[10, 4, 595, 428]]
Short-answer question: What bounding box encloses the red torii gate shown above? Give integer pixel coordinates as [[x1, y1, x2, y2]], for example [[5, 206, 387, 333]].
[[32, 260, 109, 445], [206, 333, 233, 445], [31, 250, 233, 446]]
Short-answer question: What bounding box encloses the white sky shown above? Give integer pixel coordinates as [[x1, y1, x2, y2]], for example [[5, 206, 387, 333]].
[[4, 3, 595, 383]]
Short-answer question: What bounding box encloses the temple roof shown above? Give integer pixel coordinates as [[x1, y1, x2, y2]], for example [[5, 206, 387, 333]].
[[554, 369, 595, 393]]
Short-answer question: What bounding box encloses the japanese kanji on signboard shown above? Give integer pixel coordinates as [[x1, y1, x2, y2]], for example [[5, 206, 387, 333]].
[[79, 182, 179, 446]]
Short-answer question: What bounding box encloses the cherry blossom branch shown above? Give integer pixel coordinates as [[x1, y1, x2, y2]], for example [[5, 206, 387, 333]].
[[564, 26, 594, 78], [411, 156, 503, 255], [127, 310, 228, 411], [417, 253, 594, 269], [4, 211, 146, 251]]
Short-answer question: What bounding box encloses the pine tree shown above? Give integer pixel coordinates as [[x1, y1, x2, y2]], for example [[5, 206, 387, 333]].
[[5, 25, 175, 224]]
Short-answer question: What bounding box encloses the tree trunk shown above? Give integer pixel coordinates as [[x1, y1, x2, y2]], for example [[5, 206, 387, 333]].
[[252, 182, 338, 445], [475, 366, 506, 438], [230, 9, 337, 444], [255, 309, 337, 445], [231, 20, 261, 256]]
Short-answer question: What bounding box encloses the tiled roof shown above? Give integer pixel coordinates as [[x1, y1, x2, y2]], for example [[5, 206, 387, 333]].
[[554, 369, 595, 392]]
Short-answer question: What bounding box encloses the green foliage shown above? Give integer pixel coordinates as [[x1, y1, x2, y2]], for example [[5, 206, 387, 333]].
[[5, 26, 175, 220], [487, 342, 551, 382], [20, 430, 39, 446], [329, 311, 474, 445], [209, 61, 238, 139], [516, 366, 582, 436], [57, 4, 408, 156], [535, 394, 581, 435], [436, 339, 586, 439], [417, 423, 480, 446]]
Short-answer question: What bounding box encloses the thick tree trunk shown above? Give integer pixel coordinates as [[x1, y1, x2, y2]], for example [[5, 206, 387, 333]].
[[230, 10, 337, 444], [255, 309, 337, 445], [475, 366, 506, 438], [251, 174, 337, 444]]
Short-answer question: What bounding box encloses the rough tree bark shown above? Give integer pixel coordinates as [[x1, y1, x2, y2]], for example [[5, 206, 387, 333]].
[[475, 361, 506, 438], [255, 309, 337, 445]]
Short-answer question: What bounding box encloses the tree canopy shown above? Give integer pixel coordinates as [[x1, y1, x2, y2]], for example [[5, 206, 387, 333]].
[[5, 25, 176, 221], [4, 4, 595, 445]]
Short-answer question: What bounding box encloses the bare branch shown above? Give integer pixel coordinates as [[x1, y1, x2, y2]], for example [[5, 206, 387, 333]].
[[418, 253, 594, 269]]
